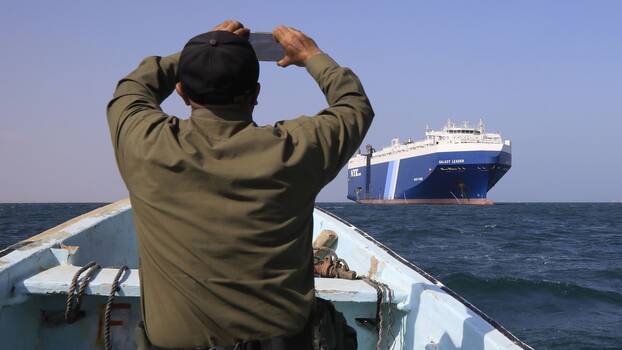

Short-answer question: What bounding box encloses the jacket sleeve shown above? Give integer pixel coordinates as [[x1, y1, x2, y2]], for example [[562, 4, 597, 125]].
[[106, 53, 180, 173], [293, 53, 374, 186]]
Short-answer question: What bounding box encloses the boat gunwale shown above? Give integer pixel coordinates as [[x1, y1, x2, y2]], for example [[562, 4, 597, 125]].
[[314, 206, 532, 350], [0, 200, 131, 270]]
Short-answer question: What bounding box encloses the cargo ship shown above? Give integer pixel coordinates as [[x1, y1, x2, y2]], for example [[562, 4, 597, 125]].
[[347, 120, 511, 205]]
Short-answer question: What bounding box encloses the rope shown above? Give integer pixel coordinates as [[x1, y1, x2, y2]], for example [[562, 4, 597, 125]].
[[362, 277, 394, 350], [65, 261, 100, 323], [104, 265, 128, 350], [313, 248, 393, 348], [314, 255, 357, 280], [385, 283, 394, 342], [313, 246, 337, 263]]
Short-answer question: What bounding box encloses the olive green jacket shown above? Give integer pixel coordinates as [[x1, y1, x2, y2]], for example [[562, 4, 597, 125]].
[[107, 52, 373, 348]]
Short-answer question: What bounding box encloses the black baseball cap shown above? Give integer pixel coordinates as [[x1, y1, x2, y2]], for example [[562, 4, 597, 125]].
[[179, 31, 259, 105]]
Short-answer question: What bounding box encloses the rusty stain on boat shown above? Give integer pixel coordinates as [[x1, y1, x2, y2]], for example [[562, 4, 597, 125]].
[[368, 256, 379, 277]]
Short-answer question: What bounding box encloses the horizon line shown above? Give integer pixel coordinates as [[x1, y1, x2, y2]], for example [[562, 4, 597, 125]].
[[1, 200, 621, 204]]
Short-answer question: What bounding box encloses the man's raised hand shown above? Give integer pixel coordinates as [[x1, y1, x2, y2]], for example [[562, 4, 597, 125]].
[[272, 26, 322, 67], [211, 20, 250, 40]]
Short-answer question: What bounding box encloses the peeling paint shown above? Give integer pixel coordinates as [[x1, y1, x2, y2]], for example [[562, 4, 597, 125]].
[[368, 255, 379, 277], [0, 241, 34, 258], [59, 244, 79, 254], [23, 199, 130, 244], [12, 240, 35, 251]]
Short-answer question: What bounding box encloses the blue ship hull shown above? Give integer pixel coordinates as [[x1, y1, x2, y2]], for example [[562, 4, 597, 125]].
[[347, 150, 511, 204]]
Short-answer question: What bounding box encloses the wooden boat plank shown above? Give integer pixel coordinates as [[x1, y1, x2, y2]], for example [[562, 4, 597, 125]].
[[16, 265, 141, 297], [16, 265, 406, 303]]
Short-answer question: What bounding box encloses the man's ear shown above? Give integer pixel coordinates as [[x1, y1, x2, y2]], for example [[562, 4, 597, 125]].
[[176, 83, 191, 106], [253, 83, 261, 106]]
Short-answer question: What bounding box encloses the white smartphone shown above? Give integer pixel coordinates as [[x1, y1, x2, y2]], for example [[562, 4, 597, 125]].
[[249, 32, 285, 62]]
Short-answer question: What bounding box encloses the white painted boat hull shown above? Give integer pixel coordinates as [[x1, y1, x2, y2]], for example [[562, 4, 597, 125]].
[[0, 200, 531, 349]]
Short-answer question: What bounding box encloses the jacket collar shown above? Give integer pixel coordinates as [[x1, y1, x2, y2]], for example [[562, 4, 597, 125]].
[[189, 105, 254, 138], [190, 104, 253, 122]]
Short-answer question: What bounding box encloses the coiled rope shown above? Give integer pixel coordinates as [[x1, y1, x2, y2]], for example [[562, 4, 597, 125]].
[[313, 247, 357, 280], [65, 261, 101, 323], [104, 265, 129, 350], [64, 262, 130, 350], [314, 255, 357, 280], [313, 249, 394, 349]]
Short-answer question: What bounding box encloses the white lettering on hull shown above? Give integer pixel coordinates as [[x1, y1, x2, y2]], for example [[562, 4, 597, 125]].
[[350, 168, 361, 177], [438, 159, 465, 164]]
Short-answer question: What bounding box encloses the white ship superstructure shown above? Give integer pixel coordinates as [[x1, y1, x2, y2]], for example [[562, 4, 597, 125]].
[[347, 120, 512, 204]]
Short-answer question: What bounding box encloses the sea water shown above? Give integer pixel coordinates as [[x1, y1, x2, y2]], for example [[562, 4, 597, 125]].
[[1, 202, 621, 349]]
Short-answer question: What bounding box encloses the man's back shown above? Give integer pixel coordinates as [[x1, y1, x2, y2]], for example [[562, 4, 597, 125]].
[[107, 23, 373, 348]]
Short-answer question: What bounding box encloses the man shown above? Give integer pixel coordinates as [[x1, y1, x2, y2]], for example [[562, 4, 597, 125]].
[[107, 20, 374, 349]]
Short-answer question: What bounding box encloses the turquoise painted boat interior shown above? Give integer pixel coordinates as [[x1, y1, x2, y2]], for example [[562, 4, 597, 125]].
[[0, 200, 531, 349]]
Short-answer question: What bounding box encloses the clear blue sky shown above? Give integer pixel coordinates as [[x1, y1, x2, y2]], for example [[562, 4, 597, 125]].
[[1, 1, 621, 202]]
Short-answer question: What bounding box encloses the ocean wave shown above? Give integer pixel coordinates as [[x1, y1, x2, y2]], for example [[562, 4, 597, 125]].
[[442, 272, 622, 304]]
